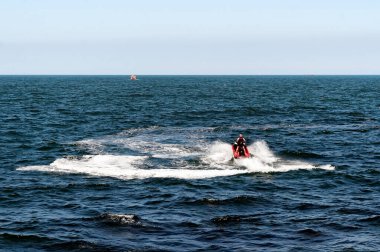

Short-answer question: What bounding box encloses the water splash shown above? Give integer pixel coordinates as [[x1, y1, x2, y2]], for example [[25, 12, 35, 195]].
[[204, 140, 334, 173]]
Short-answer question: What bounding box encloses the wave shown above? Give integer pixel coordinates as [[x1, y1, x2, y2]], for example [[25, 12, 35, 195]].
[[292, 202, 331, 210], [94, 213, 141, 226], [45, 240, 111, 251], [184, 195, 271, 206], [359, 215, 380, 225], [297, 228, 322, 237], [1, 232, 48, 242], [279, 150, 323, 159], [211, 215, 262, 225]]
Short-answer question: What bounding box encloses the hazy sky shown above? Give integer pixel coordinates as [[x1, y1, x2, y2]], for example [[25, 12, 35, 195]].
[[1, 0, 380, 74]]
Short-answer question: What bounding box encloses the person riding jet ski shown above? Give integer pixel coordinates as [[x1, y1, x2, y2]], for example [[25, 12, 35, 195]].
[[232, 134, 250, 158]]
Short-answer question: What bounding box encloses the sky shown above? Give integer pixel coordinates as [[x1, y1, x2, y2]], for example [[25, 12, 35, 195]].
[[0, 0, 380, 75]]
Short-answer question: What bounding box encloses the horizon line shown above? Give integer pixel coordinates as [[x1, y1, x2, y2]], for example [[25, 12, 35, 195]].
[[1, 74, 380, 76]]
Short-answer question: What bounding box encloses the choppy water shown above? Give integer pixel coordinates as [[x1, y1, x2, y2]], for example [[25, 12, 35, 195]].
[[0, 75, 379, 251]]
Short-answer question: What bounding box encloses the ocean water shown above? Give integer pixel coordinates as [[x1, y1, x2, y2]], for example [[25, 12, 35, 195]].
[[0, 75, 379, 251]]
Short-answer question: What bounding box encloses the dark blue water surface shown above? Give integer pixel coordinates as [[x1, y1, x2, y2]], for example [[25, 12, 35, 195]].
[[0, 76, 379, 251]]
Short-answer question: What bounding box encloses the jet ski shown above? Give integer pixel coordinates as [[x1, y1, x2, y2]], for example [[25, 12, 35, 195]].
[[232, 143, 250, 159]]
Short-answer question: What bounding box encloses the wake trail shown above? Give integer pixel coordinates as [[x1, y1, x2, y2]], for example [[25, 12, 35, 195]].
[[17, 128, 334, 180], [17, 154, 248, 179]]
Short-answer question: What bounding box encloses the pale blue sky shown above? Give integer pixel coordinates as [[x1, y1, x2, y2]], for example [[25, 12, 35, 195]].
[[1, 0, 380, 74]]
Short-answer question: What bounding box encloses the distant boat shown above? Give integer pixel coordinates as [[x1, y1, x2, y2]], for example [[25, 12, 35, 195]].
[[130, 74, 137, 80]]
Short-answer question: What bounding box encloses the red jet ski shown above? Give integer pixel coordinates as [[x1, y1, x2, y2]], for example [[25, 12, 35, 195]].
[[232, 144, 250, 159]]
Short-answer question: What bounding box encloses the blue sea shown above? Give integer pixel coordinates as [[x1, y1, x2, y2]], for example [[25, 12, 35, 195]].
[[0, 76, 379, 251]]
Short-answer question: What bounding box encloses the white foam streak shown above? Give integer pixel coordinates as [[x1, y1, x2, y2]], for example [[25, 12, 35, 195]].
[[18, 155, 148, 178], [18, 154, 246, 179]]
